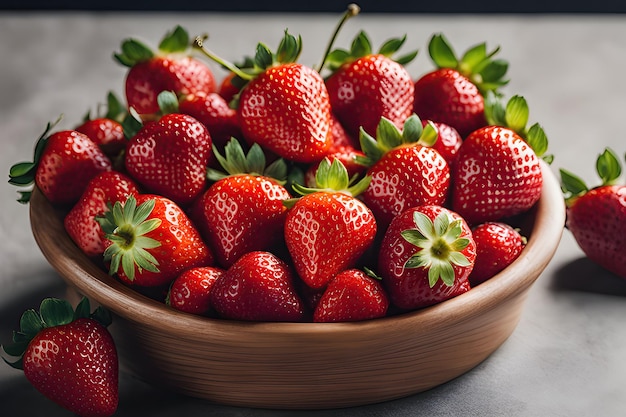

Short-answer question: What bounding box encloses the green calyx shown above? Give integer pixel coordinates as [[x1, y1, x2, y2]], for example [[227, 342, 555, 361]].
[[114, 25, 190, 67], [401, 211, 472, 288], [8, 115, 63, 204], [97, 195, 162, 282], [560, 147, 624, 205], [428, 33, 508, 95], [484, 92, 553, 164], [82, 91, 128, 124], [207, 138, 288, 183], [1, 297, 111, 370], [285, 158, 371, 208], [356, 114, 438, 167]]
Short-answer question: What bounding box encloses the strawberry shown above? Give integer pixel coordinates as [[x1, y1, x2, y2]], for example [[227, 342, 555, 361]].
[[114, 25, 216, 115], [304, 144, 366, 188], [124, 92, 212, 206], [284, 158, 377, 290], [193, 139, 291, 268], [210, 251, 305, 322], [324, 30, 417, 138], [378, 205, 476, 310], [468, 222, 526, 286], [64, 171, 139, 258], [423, 119, 462, 167], [2, 297, 118, 417], [194, 31, 332, 163], [97, 194, 214, 287], [313, 268, 389, 322], [75, 91, 128, 159], [357, 115, 449, 229], [452, 95, 549, 225], [560, 148, 626, 279], [413, 33, 509, 138], [166, 266, 225, 315], [9, 118, 112, 205]]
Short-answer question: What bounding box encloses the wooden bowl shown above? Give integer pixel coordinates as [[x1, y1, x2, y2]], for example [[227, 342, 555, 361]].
[[29, 162, 565, 410]]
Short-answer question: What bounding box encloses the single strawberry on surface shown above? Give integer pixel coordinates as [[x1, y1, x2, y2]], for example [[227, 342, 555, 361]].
[[166, 266, 225, 316], [378, 205, 476, 310], [97, 194, 214, 287], [114, 25, 216, 115], [2, 297, 118, 417], [560, 147, 626, 279], [211, 251, 305, 322], [469, 221, 526, 286]]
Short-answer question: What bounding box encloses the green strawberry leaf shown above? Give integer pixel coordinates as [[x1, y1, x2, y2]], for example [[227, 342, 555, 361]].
[[39, 298, 74, 328], [428, 33, 458, 69], [157, 90, 180, 115], [560, 168, 588, 200], [121, 107, 144, 139], [276, 30, 302, 64], [254, 43, 274, 70], [350, 31, 373, 58], [19, 309, 44, 339], [526, 123, 550, 159], [378, 35, 406, 57], [106, 91, 127, 121], [479, 59, 509, 84], [596, 147, 622, 185], [158, 25, 189, 54], [504, 95, 529, 134], [113, 38, 154, 67], [395, 50, 419, 66]]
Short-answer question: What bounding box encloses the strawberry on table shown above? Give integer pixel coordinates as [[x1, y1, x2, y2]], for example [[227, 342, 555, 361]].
[[211, 251, 305, 322], [284, 158, 377, 290], [2, 297, 118, 417], [114, 25, 216, 115], [560, 147, 626, 279], [97, 194, 214, 287], [378, 205, 476, 310], [166, 266, 225, 316]]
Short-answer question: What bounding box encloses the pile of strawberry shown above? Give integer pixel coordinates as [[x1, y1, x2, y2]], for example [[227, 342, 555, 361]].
[[9, 8, 553, 324]]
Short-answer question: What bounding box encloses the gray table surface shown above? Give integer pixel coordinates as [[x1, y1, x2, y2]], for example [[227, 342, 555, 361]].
[[1, 11, 626, 417]]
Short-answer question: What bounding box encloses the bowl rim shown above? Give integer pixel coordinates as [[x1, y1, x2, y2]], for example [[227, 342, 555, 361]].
[[29, 161, 565, 337]]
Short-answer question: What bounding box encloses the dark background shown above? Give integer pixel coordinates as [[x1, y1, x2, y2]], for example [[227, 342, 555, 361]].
[[2, 0, 626, 13]]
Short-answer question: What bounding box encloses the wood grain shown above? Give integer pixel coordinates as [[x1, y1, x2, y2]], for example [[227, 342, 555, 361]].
[[29, 161, 565, 409]]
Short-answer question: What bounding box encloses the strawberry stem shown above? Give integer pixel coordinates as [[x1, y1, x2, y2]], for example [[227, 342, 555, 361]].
[[193, 35, 254, 81], [316, 3, 361, 73]]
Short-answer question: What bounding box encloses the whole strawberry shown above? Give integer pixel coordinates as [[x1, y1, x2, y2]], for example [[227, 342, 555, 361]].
[[166, 266, 225, 316], [211, 251, 305, 322], [98, 194, 214, 287], [378, 205, 476, 310], [324, 30, 417, 138], [560, 148, 626, 279], [64, 171, 139, 258], [194, 31, 332, 163], [9, 119, 112, 205], [313, 268, 389, 322], [2, 298, 118, 417], [193, 139, 291, 268], [469, 222, 526, 286], [413, 33, 508, 138], [114, 25, 216, 115], [422, 119, 462, 167], [284, 158, 376, 290]]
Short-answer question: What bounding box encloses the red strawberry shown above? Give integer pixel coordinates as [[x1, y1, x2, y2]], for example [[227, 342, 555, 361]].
[[423, 119, 462, 167], [193, 139, 291, 268], [378, 205, 476, 310], [210, 251, 305, 322], [284, 158, 377, 290], [64, 171, 139, 258], [324, 30, 417, 139], [75, 91, 128, 159], [194, 31, 332, 163], [313, 268, 389, 322], [114, 25, 216, 115], [469, 222, 526, 286], [98, 194, 214, 287], [413, 33, 508, 138], [2, 297, 118, 417], [178, 91, 242, 149], [560, 148, 626, 279], [358, 115, 449, 229], [124, 101, 212, 206], [166, 266, 225, 315], [9, 119, 112, 205]]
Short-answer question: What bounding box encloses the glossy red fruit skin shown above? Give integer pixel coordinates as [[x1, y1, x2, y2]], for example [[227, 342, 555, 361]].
[[284, 192, 377, 290], [238, 63, 332, 163], [125, 113, 212, 206], [469, 222, 525, 286], [313, 269, 389, 323], [326, 54, 415, 139], [125, 56, 216, 115], [168, 266, 224, 315], [35, 130, 112, 206], [413, 68, 486, 138], [362, 144, 450, 229], [75, 117, 126, 158], [210, 251, 305, 322], [23, 318, 118, 417], [64, 171, 139, 258], [451, 126, 543, 225], [423, 120, 462, 167], [378, 205, 476, 310], [567, 185, 626, 279]]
